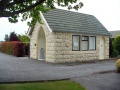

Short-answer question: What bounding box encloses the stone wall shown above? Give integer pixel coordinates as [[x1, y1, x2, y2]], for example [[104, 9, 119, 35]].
[[51, 33, 96, 63], [103, 36, 109, 59], [42, 28, 109, 63], [30, 22, 41, 59]]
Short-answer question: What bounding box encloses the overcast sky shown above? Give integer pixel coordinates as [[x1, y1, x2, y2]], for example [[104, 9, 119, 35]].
[[0, 0, 120, 41]]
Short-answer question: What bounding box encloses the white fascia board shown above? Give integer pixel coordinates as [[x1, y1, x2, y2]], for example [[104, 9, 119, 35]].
[[40, 11, 52, 33]]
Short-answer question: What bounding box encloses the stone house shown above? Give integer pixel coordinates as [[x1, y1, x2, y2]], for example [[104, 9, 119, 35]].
[[28, 9, 111, 63], [109, 30, 120, 39]]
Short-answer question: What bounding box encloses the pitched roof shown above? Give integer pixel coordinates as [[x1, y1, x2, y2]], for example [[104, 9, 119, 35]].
[[110, 30, 120, 38], [42, 9, 110, 35]]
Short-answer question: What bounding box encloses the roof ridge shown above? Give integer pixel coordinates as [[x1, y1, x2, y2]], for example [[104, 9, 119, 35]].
[[51, 8, 94, 17]]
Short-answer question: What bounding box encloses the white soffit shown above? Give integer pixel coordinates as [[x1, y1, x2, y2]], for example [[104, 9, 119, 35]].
[[39, 11, 52, 33]]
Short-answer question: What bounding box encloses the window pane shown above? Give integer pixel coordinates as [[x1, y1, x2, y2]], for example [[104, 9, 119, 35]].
[[82, 41, 88, 50], [82, 36, 88, 40], [82, 36, 88, 50], [73, 36, 80, 50], [89, 37, 96, 50]]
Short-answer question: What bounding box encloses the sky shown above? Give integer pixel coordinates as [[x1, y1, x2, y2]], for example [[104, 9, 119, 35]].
[[0, 0, 120, 41]]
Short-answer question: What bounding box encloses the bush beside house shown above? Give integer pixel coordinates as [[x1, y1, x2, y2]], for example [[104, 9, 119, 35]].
[[18, 35, 30, 44], [109, 38, 114, 57], [116, 59, 120, 73], [109, 35, 120, 58], [1, 31, 30, 57], [0, 41, 25, 57], [113, 35, 120, 55], [109, 38, 119, 57], [24, 43, 29, 55], [18, 34, 30, 56]]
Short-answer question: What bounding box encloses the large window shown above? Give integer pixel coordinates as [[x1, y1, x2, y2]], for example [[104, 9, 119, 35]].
[[72, 35, 80, 51], [89, 36, 96, 50], [82, 36, 89, 50], [72, 35, 96, 51]]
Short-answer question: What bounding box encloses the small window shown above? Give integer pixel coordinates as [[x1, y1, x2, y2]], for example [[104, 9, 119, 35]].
[[82, 36, 88, 41], [82, 36, 88, 50], [89, 36, 96, 50], [72, 35, 80, 51]]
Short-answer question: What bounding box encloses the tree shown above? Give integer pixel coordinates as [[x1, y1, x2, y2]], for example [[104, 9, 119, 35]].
[[0, 0, 83, 26], [4, 34, 9, 41], [113, 35, 120, 55], [109, 38, 113, 57], [18, 34, 30, 43], [9, 31, 20, 41]]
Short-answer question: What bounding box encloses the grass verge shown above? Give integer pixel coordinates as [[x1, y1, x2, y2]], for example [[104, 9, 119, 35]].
[[0, 80, 86, 90]]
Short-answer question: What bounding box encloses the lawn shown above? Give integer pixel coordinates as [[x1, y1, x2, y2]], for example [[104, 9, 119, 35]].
[[0, 80, 86, 90]]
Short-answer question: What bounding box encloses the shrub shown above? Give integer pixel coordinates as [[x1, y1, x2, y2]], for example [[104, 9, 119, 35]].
[[109, 38, 114, 57], [116, 59, 120, 73], [113, 35, 120, 54], [0, 41, 25, 57], [112, 49, 119, 57], [18, 35, 30, 44], [13, 42, 25, 57], [24, 43, 29, 55], [0, 42, 14, 55]]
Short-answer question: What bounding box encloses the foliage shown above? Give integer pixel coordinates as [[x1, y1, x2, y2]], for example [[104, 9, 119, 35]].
[[112, 49, 119, 57], [9, 32, 20, 41], [14, 42, 25, 57], [109, 38, 119, 57], [4, 34, 9, 41], [18, 35, 30, 44], [116, 59, 120, 73], [0, 41, 25, 57], [109, 38, 113, 57], [113, 35, 120, 55], [24, 43, 29, 55], [0, 0, 83, 26], [0, 80, 86, 90], [0, 42, 14, 55], [18, 34, 30, 55]]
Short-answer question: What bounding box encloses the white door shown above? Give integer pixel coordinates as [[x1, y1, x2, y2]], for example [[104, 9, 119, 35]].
[[99, 37, 104, 59]]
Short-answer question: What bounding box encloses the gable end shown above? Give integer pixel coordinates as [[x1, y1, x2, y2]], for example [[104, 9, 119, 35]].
[[40, 11, 52, 33]]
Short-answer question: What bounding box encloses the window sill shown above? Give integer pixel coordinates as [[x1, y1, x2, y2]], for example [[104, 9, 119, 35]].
[[72, 50, 80, 51]]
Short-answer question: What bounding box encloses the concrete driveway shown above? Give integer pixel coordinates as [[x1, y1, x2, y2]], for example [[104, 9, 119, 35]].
[[0, 52, 120, 90]]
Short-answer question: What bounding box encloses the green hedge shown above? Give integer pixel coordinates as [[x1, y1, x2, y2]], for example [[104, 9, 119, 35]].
[[116, 59, 120, 73]]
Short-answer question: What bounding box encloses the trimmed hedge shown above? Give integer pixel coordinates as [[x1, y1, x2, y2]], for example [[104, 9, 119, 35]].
[[0, 41, 25, 57], [24, 44, 29, 55], [116, 59, 120, 73]]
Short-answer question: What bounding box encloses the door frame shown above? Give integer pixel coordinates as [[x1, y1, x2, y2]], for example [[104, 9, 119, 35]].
[[37, 27, 46, 60]]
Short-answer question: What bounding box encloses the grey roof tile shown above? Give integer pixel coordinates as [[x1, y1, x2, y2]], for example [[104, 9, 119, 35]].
[[42, 9, 111, 35]]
